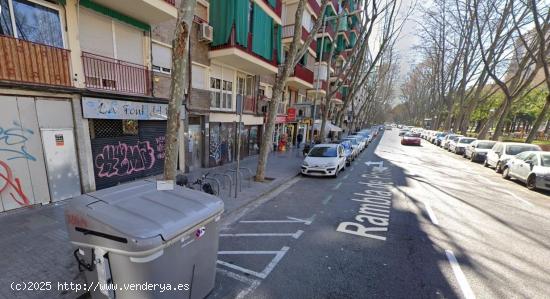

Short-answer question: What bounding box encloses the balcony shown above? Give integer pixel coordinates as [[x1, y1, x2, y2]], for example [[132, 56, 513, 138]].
[[282, 25, 317, 52], [317, 22, 336, 41], [0, 35, 72, 87], [82, 52, 152, 96], [210, 26, 279, 75], [307, 80, 327, 97], [90, 0, 177, 24], [258, 0, 282, 20], [332, 91, 343, 104], [287, 63, 314, 90], [307, 0, 322, 16]]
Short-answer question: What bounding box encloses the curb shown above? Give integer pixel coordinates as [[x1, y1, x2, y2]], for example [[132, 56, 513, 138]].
[[220, 172, 301, 226]]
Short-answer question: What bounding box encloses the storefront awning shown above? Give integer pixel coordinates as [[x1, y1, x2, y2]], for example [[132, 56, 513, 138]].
[[313, 120, 342, 132]]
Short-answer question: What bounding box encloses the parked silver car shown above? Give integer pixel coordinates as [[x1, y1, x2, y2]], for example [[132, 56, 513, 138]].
[[485, 142, 542, 173], [450, 137, 476, 154], [442, 134, 463, 150], [464, 140, 497, 162], [503, 151, 550, 191]]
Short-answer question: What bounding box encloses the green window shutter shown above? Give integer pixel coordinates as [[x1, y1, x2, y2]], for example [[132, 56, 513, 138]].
[[268, 0, 277, 8], [350, 32, 356, 47], [80, 0, 150, 31], [252, 3, 273, 61], [210, 0, 236, 46], [235, 0, 249, 47], [336, 35, 344, 53]]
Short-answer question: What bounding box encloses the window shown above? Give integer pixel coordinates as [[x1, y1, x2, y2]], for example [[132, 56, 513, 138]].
[[0, 0, 13, 35], [210, 77, 232, 109], [91, 119, 139, 139], [192, 64, 207, 89], [152, 42, 172, 74], [1, 0, 63, 47]]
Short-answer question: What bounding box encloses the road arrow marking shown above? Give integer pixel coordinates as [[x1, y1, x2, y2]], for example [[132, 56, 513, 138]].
[[217, 246, 290, 279], [365, 161, 384, 167]]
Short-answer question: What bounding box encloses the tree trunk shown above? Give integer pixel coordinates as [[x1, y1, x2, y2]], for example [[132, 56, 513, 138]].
[[491, 99, 511, 140], [526, 93, 550, 143], [163, 0, 196, 181], [255, 0, 307, 181]]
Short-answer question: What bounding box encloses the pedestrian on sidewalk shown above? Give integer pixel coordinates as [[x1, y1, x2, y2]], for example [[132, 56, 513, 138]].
[[297, 133, 303, 148]]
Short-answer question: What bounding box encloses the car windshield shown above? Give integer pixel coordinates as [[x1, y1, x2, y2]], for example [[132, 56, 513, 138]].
[[405, 133, 420, 137], [506, 145, 541, 155], [344, 138, 358, 145], [477, 142, 496, 149], [541, 154, 550, 167], [459, 138, 476, 144], [450, 135, 462, 141], [308, 146, 337, 157], [340, 141, 351, 149]]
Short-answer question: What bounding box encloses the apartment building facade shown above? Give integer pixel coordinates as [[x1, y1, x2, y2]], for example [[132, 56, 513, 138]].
[[0, 0, 359, 213]]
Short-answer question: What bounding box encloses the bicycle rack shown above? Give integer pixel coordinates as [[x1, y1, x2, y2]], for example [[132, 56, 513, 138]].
[[224, 169, 243, 193], [238, 167, 253, 187], [210, 173, 232, 198]]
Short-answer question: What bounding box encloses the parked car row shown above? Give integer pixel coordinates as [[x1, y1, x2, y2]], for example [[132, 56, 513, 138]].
[[301, 128, 379, 178], [418, 129, 550, 192]]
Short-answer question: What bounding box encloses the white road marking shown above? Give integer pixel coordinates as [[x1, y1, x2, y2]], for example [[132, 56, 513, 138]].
[[343, 173, 350, 179], [476, 175, 534, 206], [323, 194, 333, 205], [365, 161, 384, 167], [350, 167, 355, 171], [445, 250, 476, 299], [503, 190, 534, 206], [333, 182, 342, 190], [216, 268, 261, 299], [220, 230, 304, 239], [424, 202, 439, 225], [217, 246, 290, 279], [240, 216, 312, 225]]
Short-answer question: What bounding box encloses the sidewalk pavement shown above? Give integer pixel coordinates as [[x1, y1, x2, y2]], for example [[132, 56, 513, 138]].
[[0, 147, 304, 299]]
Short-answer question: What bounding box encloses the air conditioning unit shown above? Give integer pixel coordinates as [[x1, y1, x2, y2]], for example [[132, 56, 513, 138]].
[[199, 23, 213, 43]]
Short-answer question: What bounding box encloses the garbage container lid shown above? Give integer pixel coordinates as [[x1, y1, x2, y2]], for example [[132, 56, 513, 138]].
[[73, 180, 223, 245]]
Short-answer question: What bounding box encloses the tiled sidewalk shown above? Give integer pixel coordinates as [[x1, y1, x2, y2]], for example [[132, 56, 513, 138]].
[[0, 148, 304, 299]]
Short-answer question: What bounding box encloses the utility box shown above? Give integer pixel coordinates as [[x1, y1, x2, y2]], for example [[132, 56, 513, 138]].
[[65, 180, 224, 299]]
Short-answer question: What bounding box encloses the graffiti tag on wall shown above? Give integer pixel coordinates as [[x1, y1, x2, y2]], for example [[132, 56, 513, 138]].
[[0, 121, 36, 161], [155, 136, 166, 160], [0, 160, 30, 206], [94, 141, 157, 178]]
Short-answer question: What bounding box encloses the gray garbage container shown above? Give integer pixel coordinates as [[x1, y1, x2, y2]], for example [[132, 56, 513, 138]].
[[65, 180, 224, 299]]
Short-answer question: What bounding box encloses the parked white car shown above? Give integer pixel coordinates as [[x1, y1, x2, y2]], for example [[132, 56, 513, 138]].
[[503, 151, 550, 191], [301, 144, 347, 177], [464, 140, 497, 162], [443, 134, 463, 150], [485, 142, 542, 173], [450, 137, 476, 154]]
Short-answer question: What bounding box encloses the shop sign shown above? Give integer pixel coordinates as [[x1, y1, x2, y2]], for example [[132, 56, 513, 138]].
[[82, 97, 185, 120], [286, 108, 297, 122], [276, 115, 287, 124]]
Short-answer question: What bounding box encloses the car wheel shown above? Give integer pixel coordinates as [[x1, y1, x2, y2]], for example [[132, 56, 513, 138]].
[[526, 175, 537, 190], [495, 162, 503, 174], [502, 167, 511, 180]]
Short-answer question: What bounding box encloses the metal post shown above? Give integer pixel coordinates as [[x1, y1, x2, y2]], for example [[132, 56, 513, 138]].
[[310, 20, 327, 145], [235, 96, 243, 198]]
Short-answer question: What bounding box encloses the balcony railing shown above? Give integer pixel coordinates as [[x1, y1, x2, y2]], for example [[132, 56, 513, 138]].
[[82, 52, 151, 96], [262, 0, 282, 17], [308, 0, 322, 14], [0, 35, 72, 87], [210, 26, 278, 67], [243, 95, 256, 113], [292, 63, 314, 83], [282, 25, 317, 51]]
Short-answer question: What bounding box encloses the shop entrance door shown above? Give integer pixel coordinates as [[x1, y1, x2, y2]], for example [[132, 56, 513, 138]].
[[188, 123, 202, 171]]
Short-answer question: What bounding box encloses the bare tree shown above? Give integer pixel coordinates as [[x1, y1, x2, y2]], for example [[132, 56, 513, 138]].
[[164, 0, 197, 181], [255, 0, 330, 181]]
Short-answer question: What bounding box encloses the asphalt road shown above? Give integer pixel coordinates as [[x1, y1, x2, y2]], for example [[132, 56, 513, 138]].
[[208, 130, 550, 299]]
